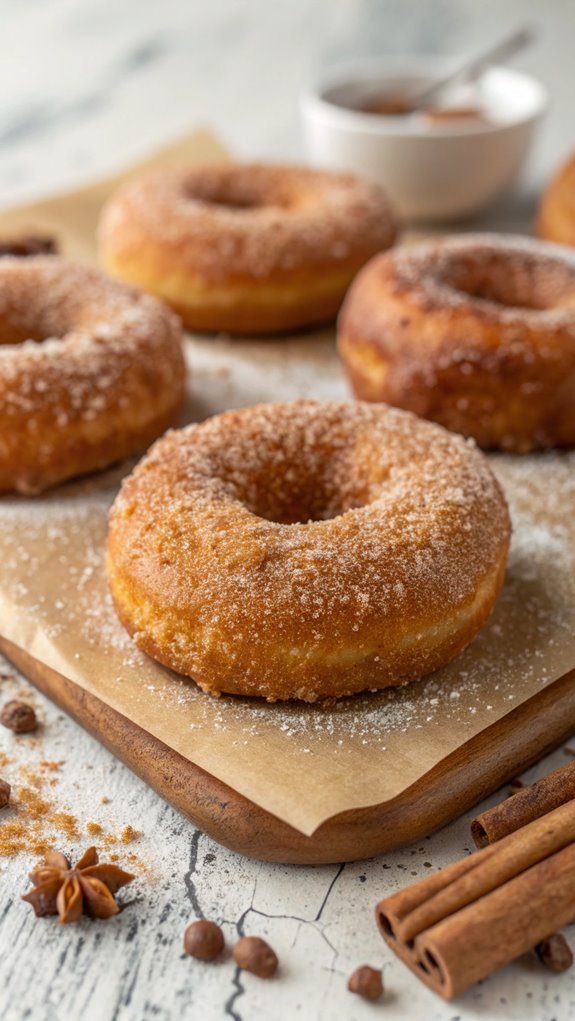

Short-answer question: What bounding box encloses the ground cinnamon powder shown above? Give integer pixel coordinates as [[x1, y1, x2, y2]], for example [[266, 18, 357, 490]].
[[51, 812, 81, 842], [120, 825, 142, 844], [0, 759, 141, 863], [0, 675, 146, 869], [0, 782, 61, 856]]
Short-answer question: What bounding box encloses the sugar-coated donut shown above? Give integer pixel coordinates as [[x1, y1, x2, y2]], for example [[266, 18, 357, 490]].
[[107, 400, 510, 702], [537, 149, 575, 247], [98, 163, 396, 335], [338, 234, 575, 453], [0, 257, 185, 494]]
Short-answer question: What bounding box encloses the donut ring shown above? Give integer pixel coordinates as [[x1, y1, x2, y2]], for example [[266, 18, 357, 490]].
[[98, 163, 396, 335], [0, 256, 185, 494], [107, 400, 510, 702], [338, 234, 575, 452], [537, 149, 575, 247]]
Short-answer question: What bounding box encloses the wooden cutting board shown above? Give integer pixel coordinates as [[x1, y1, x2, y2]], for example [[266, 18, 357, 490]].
[[3, 637, 574, 864]]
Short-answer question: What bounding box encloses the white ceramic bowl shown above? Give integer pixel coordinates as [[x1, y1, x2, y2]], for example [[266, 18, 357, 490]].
[[301, 57, 547, 221]]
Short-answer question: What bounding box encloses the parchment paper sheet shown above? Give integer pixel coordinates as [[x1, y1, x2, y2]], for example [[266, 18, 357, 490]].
[[0, 132, 574, 837]]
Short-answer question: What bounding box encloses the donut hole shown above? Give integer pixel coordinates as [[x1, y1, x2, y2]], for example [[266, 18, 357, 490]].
[[444, 250, 575, 312], [238, 471, 364, 525], [185, 179, 277, 213], [220, 442, 373, 524], [0, 280, 73, 346], [184, 170, 293, 213], [195, 188, 263, 211], [0, 319, 61, 346], [250, 490, 360, 525]]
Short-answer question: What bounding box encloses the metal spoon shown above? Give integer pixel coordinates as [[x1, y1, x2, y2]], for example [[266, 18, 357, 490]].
[[361, 26, 535, 116], [410, 25, 535, 110]]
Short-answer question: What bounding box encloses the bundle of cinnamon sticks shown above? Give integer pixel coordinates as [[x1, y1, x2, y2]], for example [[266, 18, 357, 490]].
[[376, 757, 575, 999]]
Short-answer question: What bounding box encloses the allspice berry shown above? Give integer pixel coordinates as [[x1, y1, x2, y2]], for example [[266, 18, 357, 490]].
[[0, 777, 10, 809], [347, 964, 384, 1001], [0, 700, 38, 734], [183, 919, 225, 961], [536, 933, 573, 973], [233, 936, 278, 978]]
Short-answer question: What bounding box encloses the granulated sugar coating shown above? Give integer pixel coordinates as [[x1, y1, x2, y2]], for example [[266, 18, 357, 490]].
[[98, 163, 396, 280], [338, 234, 575, 454], [108, 400, 510, 701], [0, 429, 573, 833], [366, 234, 575, 327], [0, 256, 184, 493]]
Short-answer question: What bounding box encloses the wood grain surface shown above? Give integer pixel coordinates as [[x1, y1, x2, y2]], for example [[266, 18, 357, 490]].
[[3, 637, 574, 864]]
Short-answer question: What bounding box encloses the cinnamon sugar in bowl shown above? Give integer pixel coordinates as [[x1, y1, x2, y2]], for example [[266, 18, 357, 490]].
[[301, 57, 547, 221]]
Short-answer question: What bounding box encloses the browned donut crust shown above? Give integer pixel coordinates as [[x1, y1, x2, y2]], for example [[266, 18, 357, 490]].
[[537, 150, 575, 246], [338, 235, 575, 453], [0, 257, 186, 494], [97, 163, 396, 335], [107, 399, 510, 702]]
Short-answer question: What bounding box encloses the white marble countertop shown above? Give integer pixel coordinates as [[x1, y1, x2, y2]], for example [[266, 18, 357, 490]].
[[0, 2, 574, 1020]]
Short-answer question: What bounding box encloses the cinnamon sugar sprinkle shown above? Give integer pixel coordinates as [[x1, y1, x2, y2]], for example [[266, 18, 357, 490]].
[[0, 256, 182, 431], [121, 825, 142, 844], [0, 695, 144, 864], [374, 233, 575, 328], [0, 759, 143, 861], [0, 443, 573, 751], [99, 163, 395, 280]]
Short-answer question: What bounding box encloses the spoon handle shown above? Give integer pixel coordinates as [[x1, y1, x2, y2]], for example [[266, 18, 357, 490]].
[[412, 25, 535, 108]]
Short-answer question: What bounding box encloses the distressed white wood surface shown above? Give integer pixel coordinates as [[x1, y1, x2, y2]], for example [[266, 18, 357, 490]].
[[1, 656, 574, 1021], [0, 2, 574, 1019]]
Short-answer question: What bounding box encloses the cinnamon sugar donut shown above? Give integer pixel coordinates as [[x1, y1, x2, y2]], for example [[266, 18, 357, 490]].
[[537, 149, 575, 246], [98, 163, 396, 335], [338, 234, 575, 452], [107, 400, 510, 702], [0, 257, 185, 494]]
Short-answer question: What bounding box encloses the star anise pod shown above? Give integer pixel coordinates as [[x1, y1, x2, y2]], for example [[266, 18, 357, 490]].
[[21, 847, 135, 924]]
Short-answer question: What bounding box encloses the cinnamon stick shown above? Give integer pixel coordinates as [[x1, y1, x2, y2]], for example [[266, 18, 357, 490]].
[[471, 759, 575, 847], [471, 760, 575, 965], [376, 799, 575, 999]]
